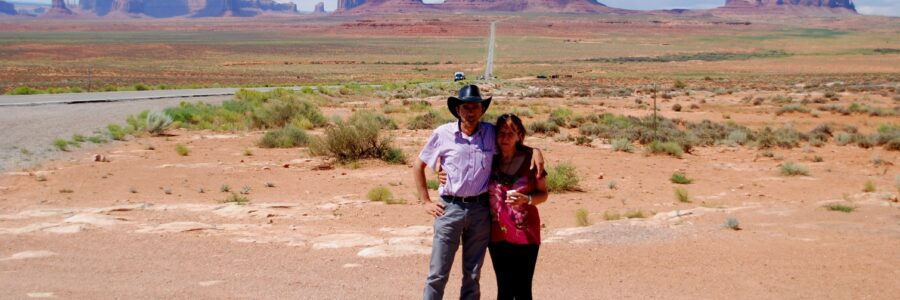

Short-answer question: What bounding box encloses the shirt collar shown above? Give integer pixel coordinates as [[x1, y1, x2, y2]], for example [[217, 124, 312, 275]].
[[455, 121, 481, 137]]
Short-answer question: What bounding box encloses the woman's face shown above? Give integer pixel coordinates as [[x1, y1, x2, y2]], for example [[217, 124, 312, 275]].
[[497, 122, 521, 150]]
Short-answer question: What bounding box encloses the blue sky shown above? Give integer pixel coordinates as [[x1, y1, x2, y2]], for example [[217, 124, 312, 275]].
[[15, 0, 900, 16]]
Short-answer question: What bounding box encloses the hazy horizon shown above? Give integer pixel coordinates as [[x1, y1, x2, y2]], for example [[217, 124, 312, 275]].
[[10, 0, 900, 16]]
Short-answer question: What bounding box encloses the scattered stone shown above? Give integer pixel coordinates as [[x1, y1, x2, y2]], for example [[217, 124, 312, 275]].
[[43, 224, 85, 234], [135, 222, 215, 234], [1, 250, 57, 261], [312, 163, 334, 171], [93, 154, 109, 162], [63, 213, 120, 226], [311, 233, 383, 250], [198, 280, 224, 287], [379, 225, 431, 236], [357, 244, 431, 258], [26, 292, 56, 298]]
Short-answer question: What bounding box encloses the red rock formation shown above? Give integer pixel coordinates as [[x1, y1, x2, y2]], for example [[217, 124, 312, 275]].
[[337, 0, 367, 12], [342, 0, 434, 13], [314, 2, 326, 13], [0, 0, 18, 15], [75, 0, 297, 17], [43, 0, 75, 16], [721, 0, 856, 13], [441, 0, 613, 13]]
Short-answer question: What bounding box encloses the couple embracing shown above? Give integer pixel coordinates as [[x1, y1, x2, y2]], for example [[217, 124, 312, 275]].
[[413, 85, 549, 300]]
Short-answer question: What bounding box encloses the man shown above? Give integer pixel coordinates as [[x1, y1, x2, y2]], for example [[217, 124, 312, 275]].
[[414, 85, 496, 300]]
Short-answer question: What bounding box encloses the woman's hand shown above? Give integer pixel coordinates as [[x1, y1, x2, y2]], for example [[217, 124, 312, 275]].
[[505, 190, 529, 206], [530, 149, 545, 179], [438, 170, 447, 184]]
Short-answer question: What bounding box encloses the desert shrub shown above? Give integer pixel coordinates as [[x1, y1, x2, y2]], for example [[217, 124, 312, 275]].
[[259, 125, 310, 148], [646, 141, 683, 158], [10, 86, 41, 95], [724, 218, 741, 230], [250, 93, 326, 129], [670, 172, 693, 184], [603, 210, 621, 221], [625, 209, 646, 219], [53, 138, 69, 151], [529, 120, 560, 135], [771, 94, 792, 104], [807, 124, 833, 142], [367, 186, 393, 202], [88, 135, 107, 144], [526, 88, 564, 98], [548, 107, 574, 127], [146, 111, 173, 135], [175, 144, 190, 156], [133, 83, 149, 91], [777, 104, 810, 115], [310, 113, 402, 164], [780, 161, 809, 176], [824, 203, 854, 213], [672, 103, 682, 112], [382, 104, 405, 114], [547, 163, 580, 192], [404, 99, 432, 112], [574, 136, 593, 146], [863, 180, 876, 193], [107, 124, 127, 141], [349, 111, 398, 130], [71, 134, 86, 143], [874, 123, 900, 145], [726, 129, 749, 146], [575, 208, 591, 227], [674, 80, 687, 89], [835, 132, 853, 146], [884, 138, 900, 151], [756, 126, 802, 149], [223, 193, 249, 205], [674, 187, 691, 203], [856, 134, 875, 149], [611, 138, 635, 153], [407, 109, 453, 130], [381, 147, 407, 165]]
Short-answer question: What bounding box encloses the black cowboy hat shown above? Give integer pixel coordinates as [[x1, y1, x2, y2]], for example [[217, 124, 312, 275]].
[[448, 85, 492, 120]]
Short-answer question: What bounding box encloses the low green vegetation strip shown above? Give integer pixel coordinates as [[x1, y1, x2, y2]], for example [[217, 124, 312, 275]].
[[579, 50, 790, 63]]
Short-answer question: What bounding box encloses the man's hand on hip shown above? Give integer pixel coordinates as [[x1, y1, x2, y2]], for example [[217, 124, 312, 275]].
[[423, 201, 445, 217]]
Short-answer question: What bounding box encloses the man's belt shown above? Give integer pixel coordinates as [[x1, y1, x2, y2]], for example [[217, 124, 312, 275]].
[[442, 193, 489, 204]]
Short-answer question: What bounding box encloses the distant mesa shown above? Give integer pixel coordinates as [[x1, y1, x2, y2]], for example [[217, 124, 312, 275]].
[[720, 0, 857, 14], [75, 0, 298, 18], [0, 0, 17, 15], [335, 0, 622, 14], [2, 0, 866, 18]]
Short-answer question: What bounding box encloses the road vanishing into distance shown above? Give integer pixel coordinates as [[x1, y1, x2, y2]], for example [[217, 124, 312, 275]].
[[0, 86, 310, 107]]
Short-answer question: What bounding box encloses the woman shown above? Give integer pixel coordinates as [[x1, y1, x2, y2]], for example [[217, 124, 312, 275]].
[[487, 113, 548, 300], [438, 113, 549, 299]]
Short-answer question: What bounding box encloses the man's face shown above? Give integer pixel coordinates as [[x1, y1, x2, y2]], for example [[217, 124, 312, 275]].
[[457, 102, 484, 124]]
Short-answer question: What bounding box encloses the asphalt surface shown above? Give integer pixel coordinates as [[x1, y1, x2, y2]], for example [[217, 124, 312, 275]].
[[0, 87, 303, 107], [0, 94, 232, 172]]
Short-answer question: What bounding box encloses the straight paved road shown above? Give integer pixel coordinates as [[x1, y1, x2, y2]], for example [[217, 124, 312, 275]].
[[0, 95, 232, 172], [0, 87, 304, 107]]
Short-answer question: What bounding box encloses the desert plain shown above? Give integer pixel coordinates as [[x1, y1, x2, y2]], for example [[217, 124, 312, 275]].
[[0, 11, 899, 299]]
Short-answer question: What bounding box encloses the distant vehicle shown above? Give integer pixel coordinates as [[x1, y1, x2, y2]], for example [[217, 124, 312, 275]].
[[536, 74, 548, 79], [454, 72, 466, 81]]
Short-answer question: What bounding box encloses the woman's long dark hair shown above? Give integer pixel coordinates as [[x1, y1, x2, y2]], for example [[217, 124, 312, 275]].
[[496, 113, 528, 152]]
